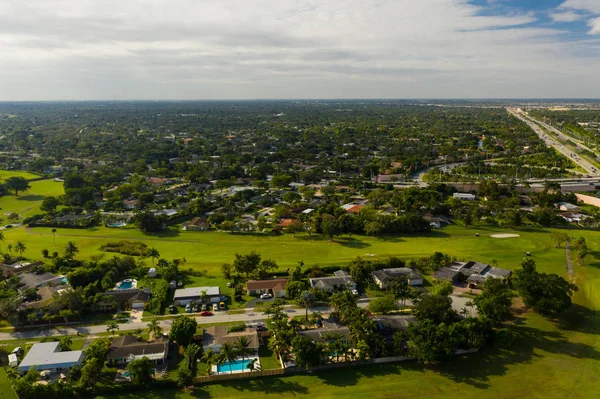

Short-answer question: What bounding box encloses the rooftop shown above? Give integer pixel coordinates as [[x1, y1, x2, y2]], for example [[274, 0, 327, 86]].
[[246, 279, 288, 291], [107, 335, 169, 362], [18, 342, 84, 372], [173, 286, 220, 299]]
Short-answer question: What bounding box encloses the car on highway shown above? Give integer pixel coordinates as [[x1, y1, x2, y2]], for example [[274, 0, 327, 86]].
[[200, 311, 213, 316]]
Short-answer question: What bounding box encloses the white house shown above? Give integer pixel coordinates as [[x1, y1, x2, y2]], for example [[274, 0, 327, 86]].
[[173, 286, 220, 306], [453, 193, 476, 200], [17, 342, 84, 374], [557, 202, 580, 212]]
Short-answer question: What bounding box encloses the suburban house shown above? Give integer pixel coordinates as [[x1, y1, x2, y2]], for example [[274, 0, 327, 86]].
[[557, 202, 580, 212], [309, 270, 356, 292], [97, 288, 151, 311], [106, 335, 170, 366], [19, 286, 60, 310], [246, 279, 288, 297], [276, 218, 296, 229], [173, 286, 220, 306], [181, 217, 210, 231], [203, 326, 260, 353], [298, 320, 350, 344], [341, 203, 364, 214], [0, 261, 43, 277], [17, 342, 85, 374], [18, 272, 67, 293], [453, 193, 476, 200], [433, 260, 512, 288], [372, 268, 423, 288]]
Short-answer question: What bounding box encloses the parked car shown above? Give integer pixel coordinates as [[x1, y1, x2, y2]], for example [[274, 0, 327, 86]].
[[168, 305, 176, 314], [260, 293, 273, 299], [219, 301, 226, 310], [200, 311, 213, 317], [351, 289, 359, 296], [185, 304, 192, 313], [201, 304, 208, 311], [212, 303, 219, 311]]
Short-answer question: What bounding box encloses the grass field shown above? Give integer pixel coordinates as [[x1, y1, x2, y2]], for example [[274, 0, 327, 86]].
[[4, 224, 590, 276], [0, 170, 40, 181], [0, 179, 64, 220]]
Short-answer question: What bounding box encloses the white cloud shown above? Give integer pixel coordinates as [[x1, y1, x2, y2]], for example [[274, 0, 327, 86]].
[[589, 17, 600, 34], [559, 0, 600, 14], [0, 0, 598, 99], [550, 11, 583, 22]]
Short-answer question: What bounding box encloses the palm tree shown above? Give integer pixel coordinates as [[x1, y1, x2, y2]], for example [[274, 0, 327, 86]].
[[0, 231, 4, 253], [185, 343, 203, 375], [147, 317, 162, 339], [491, 259, 498, 267], [126, 356, 154, 384], [59, 336, 72, 351], [297, 290, 314, 321], [14, 241, 26, 258], [7, 244, 12, 255], [157, 258, 168, 274], [146, 248, 160, 267], [202, 349, 218, 376], [234, 336, 253, 373], [106, 320, 119, 337], [52, 228, 57, 246], [64, 241, 79, 258], [246, 358, 256, 372], [219, 342, 238, 374]]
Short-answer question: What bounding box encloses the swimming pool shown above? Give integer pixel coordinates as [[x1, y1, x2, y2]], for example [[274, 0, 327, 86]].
[[115, 279, 137, 290], [217, 358, 254, 373]]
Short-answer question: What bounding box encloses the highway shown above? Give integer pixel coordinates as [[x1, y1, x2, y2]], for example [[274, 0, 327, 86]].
[[507, 108, 599, 175]]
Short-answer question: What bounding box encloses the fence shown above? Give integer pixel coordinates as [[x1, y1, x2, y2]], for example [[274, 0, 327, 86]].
[[193, 349, 479, 386]]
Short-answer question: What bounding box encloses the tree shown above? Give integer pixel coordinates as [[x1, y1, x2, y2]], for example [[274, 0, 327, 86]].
[[513, 258, 578, 316], [321, 214, 340, 242], [106, 320, 119, 337], [146, 248, 160, 266], [0, 231, 4, 253], [14, 241, 26, 257], [64, 241, 79, 259], [386, 277, 412, 310], [201, 349, 218, 375], [219, 341, 238, 374], [59, 309, 73, 323], [292, 335, 324, 369], [147, 317, 162, 339], [234, 336, 253, 372], [59, 336, 73, 351], [551, 231, 570, 248], [40, 196, 60, 213], [368, 295, 398, 314], [297, 290, 314, 321], [286, 280, 309, 300], [431, 281, 454, 297], [221, 263, 232, 279], [177, 361, 193, 387], [287, 220, 304, 237], [219, 220, 236, 232], [574, 237, 588, 267], [169, 316, 198, 346], [185, 343, 203, 376], [473, 278, 514, 325], [5, 176, 30, 196], [126, 356, 154, 384], [406, 320, 462, 364], [364, 221, 384, 236], [134, 211, 165, 233], [52, 228, 57, 246], [413, 294, 455, 324]]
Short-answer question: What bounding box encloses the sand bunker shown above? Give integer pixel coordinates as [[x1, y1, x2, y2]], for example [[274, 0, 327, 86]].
[[490, 233, 520, 238]]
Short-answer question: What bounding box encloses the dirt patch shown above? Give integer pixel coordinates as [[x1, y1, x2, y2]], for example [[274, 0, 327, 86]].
[[490, 233, 520, 238]]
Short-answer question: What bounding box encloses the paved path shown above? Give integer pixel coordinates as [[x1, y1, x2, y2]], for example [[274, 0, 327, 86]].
[[565, 241, 574, 276]]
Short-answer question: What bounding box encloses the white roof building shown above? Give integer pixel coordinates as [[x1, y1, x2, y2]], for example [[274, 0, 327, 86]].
[[17, 342, 84, 373]]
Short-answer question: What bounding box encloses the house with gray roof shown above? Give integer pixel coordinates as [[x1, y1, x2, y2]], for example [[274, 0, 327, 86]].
[[17, 342, 84, 374], [372, 268, 423, 288], [173, 286, 220, 306], [18, 272, 66, 292], [309, 271, 356, 292]]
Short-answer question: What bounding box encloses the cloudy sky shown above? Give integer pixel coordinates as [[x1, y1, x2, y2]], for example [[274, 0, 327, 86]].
[[0, 0, 599, 100]]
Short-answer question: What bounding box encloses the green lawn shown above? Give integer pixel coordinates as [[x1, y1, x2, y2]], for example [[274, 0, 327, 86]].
[[0, 178, 64, 220], [0, 368, 17, 399], [0, 170, 41, 181], [4, 224, 589, 276]]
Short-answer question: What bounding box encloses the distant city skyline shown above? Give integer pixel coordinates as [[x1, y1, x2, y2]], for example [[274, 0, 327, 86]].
[[0, 0, 599, 100]]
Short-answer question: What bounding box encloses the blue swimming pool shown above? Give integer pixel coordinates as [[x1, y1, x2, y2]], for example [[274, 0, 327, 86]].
[[118, 280, 133, 290], [217, 359, 254, 373]]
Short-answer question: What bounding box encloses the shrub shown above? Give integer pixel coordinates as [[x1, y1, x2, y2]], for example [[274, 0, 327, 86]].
[[100, 240, 148, 256]]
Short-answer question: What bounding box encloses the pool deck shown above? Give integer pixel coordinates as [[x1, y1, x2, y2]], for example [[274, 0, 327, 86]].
[[212, 356, 262, 375]]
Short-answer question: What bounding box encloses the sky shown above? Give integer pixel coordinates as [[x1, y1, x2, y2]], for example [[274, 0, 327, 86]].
[[0, 0, 599, 100]]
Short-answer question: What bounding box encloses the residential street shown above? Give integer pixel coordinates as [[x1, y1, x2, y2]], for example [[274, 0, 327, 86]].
[[0, 294, 475, 341]]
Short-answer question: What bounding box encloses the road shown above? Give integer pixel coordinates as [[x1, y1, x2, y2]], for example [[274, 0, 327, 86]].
[[0, 295, 475, 341], [507, 108, 599, 175]]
